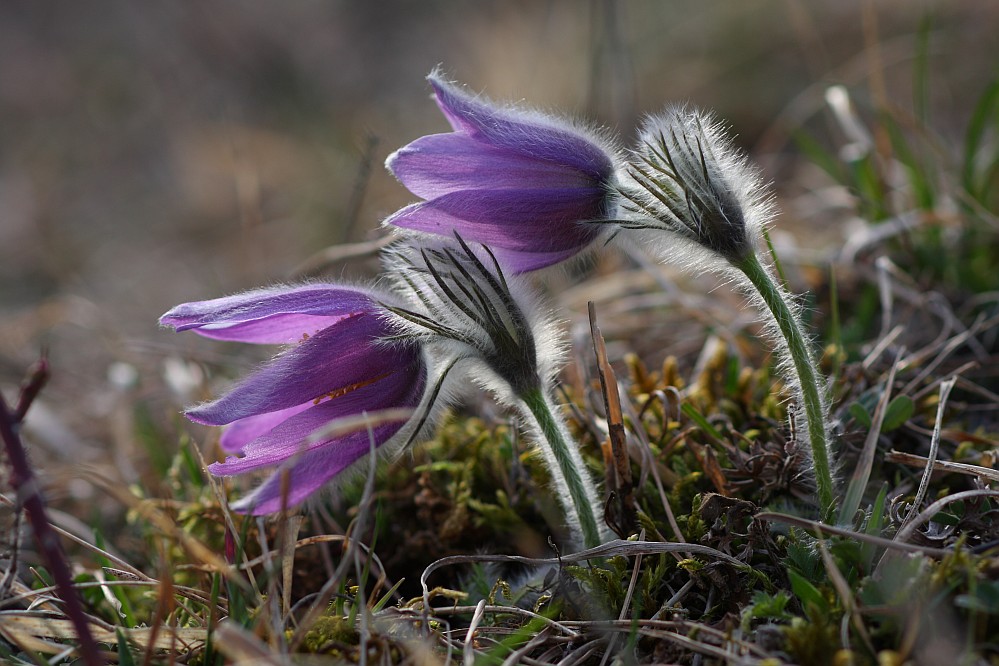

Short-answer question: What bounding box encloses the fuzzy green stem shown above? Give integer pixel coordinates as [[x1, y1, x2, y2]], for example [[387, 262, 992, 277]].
[[736, 252, 835, 514], [519, 387, 603, 550]]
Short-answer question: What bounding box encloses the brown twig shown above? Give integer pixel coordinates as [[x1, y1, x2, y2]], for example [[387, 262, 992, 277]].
[[0, 358, 101, 665], [588, 301, 636, 536], [885, 450, 999, 484]]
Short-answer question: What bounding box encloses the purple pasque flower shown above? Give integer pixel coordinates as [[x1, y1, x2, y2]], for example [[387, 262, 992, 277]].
[[385, 70, 619, 273], [160, 284, 427, 515]]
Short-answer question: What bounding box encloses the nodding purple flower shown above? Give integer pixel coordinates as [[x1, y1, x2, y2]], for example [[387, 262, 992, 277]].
[[160, 284, 427, 515], [385, 70, 620, 273]]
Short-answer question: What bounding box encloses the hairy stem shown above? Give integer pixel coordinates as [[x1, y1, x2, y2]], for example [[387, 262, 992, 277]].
[[737, 252, 835, 514], [518, 387, 604, 550]]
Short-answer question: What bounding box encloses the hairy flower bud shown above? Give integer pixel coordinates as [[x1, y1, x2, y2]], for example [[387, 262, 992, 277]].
[[617, 106, 773, 269]]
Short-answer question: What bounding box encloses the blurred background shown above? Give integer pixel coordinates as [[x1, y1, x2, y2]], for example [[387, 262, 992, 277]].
[[0, 0, 995, 498]]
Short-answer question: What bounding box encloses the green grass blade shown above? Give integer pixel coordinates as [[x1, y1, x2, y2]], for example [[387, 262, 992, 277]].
[[681, 402, 723, 442], [793, 131, 845, 184], [116, 627, 136, 666], [962, 77, 999, 202], [861, 483, 889, 571]]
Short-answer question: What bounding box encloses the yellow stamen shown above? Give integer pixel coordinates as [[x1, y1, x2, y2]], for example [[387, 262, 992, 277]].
[[311, 372, 391, 405]]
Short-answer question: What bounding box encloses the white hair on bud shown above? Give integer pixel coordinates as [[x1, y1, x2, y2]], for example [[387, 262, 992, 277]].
[[615, 105, 775, 270], [613, 105, 835, 496], [379, 237, 566, 406]]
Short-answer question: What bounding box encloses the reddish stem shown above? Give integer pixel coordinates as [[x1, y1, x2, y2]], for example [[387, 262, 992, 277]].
[[14, 354, 49, 421], [1, 362, 101, 665]]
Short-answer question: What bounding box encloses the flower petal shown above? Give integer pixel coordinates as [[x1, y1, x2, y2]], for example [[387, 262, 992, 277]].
[[224, 424, 401, 515], [385, 189, 604, 252], [490, 245, 589, 273], [186, 314, 418, 426], [218, 402, 314, 453], [209, 365, 424, 472], [387, 133, 594, 200], [160, 285, 376, 344], [428, 73, 614, 181]]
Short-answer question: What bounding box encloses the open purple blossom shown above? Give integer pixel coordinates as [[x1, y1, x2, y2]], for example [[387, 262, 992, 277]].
[[385, 70, 620, 273], [160, 284, 427, 515]]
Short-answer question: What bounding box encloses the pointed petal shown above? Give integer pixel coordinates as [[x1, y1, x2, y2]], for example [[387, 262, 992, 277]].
[[190, 315, 353, 344], [490, 245, 590, 274], [428, 74, 614, 181], [187, 314, 418, 425], [218, 402, 313, 453], [225, 424, 400, 515], [387, 133, 593, 200], [208, 366, 424, 472], [160, 285, 376, 344], [385, 189, 604, 253]]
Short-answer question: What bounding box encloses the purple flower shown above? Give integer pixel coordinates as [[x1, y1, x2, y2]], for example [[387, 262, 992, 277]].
[[160, 284, 426, 515], [385, 70, 619, 273]]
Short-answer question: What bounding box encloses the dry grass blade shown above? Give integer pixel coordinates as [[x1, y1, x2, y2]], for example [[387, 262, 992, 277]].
[[885, 450, 999, 483], [142, 557, 176, 666], [0, 579, 224, 615], [557, 640, 605, 666], [861, 325, 903, 369], [421, 540, 745, 619], [419, 605, 579, 639], [900, 313, 998, 394], [499, 627, 553, 666], [281, 514, 304, 620], [898, 376, 957, 532], [837, 211, 920, 262], [231, 534, 389, 599], [213, 620, 288, 665], [588, 301, 635, 536], [85, 469, 234, 579], [463, 599, 487, 666], [893, 489, 999, 545], [305, 407, 416, 443], [755, 512, 948, 557], [575, 619, 774, 663], [598, 530, 645, 666], [0, 613, 206, 654], [841, 347, 905, 523], [624, 387, 685, 545]]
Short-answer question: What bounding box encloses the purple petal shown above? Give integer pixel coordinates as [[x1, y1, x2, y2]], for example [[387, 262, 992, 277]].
[[491, 245, 590, 273], [225, 424, 401, 515], [160, 285, 377, 344], [385, 189, 604, 253], [209, 367, 423, 472], [387, 133, 594, 200], [190, 315, 352, 344], [187, 314, 418, 426], [218, 402, 313, 453], [428, 74, 614, 181]]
